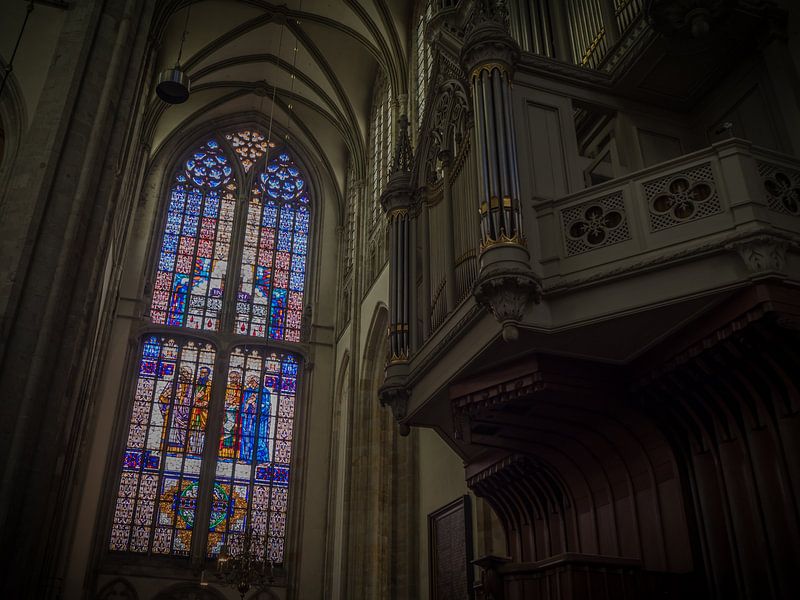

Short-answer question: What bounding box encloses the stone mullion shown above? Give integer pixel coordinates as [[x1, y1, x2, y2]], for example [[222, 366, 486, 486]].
[[221, 161, 257, 336], [190, 346, 231, 567]]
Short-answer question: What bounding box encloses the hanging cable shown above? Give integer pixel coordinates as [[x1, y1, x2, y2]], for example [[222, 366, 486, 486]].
[[284, 0, 302, 144], [0, 1, 35, 101], [174, 3, 192, 67], [261, 14, 286, 182]]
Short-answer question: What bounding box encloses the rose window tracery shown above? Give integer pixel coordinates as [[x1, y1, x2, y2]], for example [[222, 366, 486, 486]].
[[225, 130, 271, 173]]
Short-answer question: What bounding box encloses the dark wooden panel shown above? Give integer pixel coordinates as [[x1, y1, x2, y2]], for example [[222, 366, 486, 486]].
[[429, 495, 474, 600]]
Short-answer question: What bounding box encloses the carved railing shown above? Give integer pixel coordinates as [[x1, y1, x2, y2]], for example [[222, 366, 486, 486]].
[[535, 139, 800, 290]]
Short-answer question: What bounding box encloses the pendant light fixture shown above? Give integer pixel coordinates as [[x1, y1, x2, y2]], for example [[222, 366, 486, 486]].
[[156, 4, 192, 104]]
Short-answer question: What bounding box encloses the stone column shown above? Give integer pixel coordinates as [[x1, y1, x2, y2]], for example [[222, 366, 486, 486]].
[[461, 0, 539, 341], [0, 0, 155, 596], [378, 116, 414, 435]]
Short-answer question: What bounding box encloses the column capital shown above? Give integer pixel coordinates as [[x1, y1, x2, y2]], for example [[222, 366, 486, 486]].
[[378, 376, 411, 436], [460, 0, 519, 79], [381, 115, 415, 214]]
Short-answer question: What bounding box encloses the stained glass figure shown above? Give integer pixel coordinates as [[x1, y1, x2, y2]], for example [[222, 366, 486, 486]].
[[207, 347, 297, 563], [150, 139, 236, 331], [236, 151, 309, 341], [110, 336, 215, 556], [113, 130, 308, 565], [225, 130, 273, 173]]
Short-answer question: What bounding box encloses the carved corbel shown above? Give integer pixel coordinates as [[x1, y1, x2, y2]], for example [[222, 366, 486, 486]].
[[473, 267, 541, 341], [460, 0, 519, 78], [378, 382, 411, 436], [727, 234, 795, 276]]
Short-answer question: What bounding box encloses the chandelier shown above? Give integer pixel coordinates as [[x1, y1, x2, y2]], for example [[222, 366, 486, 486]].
[[215, 528, 278, 599]]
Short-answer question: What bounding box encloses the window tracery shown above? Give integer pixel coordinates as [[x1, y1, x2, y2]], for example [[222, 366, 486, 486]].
[[207, 347, 296, 560], [236, 151, 309, 341], [369, 76, 393, 227], [111, 130, 310, 565], [362, 74, 394, 290], [149, 140, 236, 330], [110, 336, 215, 555], [414, 1, 433, 135]]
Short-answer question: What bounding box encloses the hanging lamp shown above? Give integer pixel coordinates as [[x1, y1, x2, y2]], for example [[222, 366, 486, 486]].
[[156, 5, 192, 104]]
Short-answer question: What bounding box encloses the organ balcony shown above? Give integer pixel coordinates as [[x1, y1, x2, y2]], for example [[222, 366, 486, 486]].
[[398, 135, 800, 598], [380, 0, 799, 596], [405, 137, 800, 439]]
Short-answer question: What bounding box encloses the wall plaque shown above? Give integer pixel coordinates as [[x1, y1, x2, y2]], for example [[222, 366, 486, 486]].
[[428, 495, 474, 600]]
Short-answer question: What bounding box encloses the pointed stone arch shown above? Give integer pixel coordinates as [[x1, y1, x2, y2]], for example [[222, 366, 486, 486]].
[[342, 303, 418, 599], [151, 583, 227, 600], [97, 577, 138, 600], [0, 61, 26, 212]]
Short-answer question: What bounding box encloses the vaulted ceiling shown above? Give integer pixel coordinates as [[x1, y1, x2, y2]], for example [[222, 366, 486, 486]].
[[146, 0, 414, 205]]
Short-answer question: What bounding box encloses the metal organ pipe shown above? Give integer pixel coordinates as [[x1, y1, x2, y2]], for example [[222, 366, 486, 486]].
[[402, 217, 409, 351], [421, 200, 431, 338], [491, 69, 511, 236], [501, 70, 522, 235]]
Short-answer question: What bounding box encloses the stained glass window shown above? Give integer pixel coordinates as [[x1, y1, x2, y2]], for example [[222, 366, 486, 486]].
[[109, 336, 215, 556], [415, 1, 433, 133], [207, 347, 297, 562], [225, 130, 272, 173], [113, 129, 308, 566], [150, 139, 236, 331], [368, 77, 393, 227], [236, 151, 309, 342]]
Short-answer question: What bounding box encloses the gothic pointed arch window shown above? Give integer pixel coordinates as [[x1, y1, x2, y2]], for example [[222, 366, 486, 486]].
[[108, 129, 310, 563], [413, 0, 433, 136], [363, 73, 394, 289]]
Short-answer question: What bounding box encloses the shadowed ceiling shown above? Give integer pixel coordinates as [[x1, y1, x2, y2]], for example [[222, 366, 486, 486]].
[[146, 0, 414, 205]]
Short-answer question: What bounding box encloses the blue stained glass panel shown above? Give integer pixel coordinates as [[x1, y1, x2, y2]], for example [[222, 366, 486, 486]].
[[236, 148, 309, 341], [208, 348, 297, 562], [109, 337, 215, 556], [150, 139, 236, 330]]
